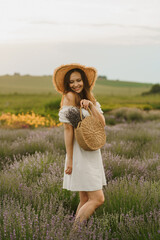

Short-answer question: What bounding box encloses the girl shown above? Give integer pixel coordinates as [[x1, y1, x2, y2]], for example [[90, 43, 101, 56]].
[[53, 63, 107, 228]]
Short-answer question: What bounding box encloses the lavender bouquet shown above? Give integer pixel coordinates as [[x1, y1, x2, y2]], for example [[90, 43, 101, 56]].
[[65, 107, 85, 128]]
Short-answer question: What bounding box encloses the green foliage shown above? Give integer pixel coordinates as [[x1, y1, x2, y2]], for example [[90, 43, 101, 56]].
[[44, 98, 61, 120], [97, 75, 107, 80], [0, 75, 160, 118], [44, 99, 61, 111], [142, 83, 160, 95], [150, 84, 160, 93]]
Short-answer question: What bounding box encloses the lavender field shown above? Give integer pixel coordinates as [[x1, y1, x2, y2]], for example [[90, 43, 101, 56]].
[[1, 121, 160, 240]]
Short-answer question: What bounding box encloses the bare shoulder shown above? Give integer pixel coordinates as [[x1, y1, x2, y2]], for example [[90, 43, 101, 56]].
[[63, 91, 76, 106]]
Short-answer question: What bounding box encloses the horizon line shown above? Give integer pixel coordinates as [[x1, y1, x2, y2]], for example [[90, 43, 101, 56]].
[[0, 73, 154, 85]]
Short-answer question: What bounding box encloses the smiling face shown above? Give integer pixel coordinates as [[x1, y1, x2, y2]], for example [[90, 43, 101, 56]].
[[69, 71, 84, 93]]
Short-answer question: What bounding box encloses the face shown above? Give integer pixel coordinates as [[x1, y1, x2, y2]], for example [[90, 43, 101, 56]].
[[69, 72, 84, 93]]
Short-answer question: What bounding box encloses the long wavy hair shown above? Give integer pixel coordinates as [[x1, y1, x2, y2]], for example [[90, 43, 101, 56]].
[[60, 68, 96, 107]]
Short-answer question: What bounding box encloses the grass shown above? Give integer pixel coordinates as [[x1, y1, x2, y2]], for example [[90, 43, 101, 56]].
[[0, 75, 160, 120], [0, 92, 160, 121], [0, 75, 152, 95]]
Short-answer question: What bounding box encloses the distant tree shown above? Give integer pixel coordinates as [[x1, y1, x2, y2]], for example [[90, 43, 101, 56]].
[[150, 84, 160, 93], [14, 72, 21, 76], [98, 75, 107, 80], [142, 83, 160, 95]]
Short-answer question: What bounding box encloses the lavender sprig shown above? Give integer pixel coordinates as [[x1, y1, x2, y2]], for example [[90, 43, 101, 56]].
[[65, 107, 85, 128]]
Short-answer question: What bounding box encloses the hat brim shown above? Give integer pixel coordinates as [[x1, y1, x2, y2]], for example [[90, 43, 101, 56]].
[[52, 63, 97, 94]]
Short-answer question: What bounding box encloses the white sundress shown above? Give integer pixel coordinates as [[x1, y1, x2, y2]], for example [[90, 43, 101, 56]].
[[59, 101, 107, 192]]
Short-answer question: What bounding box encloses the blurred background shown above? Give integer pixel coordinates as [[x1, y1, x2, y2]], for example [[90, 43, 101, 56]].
[[0, 0, 160, 127]]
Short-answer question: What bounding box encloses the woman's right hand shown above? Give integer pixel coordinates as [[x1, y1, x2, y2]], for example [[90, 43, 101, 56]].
[[65, 158, 73, 175]]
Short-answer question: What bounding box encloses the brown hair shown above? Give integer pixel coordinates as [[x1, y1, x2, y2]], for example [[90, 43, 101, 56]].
[[60, 68, 96, 107]]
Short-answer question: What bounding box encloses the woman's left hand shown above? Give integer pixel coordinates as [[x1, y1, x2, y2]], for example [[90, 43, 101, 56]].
[[80, 99, 93, 110]]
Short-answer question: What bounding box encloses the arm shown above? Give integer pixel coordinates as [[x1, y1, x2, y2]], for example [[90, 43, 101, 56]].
[[63, 123, 74, 175], [63, 91, 76, 106], [62, 92, 76, 175]]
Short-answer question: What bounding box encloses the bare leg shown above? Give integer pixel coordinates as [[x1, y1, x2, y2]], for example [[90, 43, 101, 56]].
[[69, 191, 89, 237], [75, 202, 83, 216], [74, 189, 105, 227], [75, 191, 88, 216]]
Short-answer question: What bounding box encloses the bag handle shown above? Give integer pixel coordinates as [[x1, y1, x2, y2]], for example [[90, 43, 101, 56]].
[[79, 106, 92, 120]]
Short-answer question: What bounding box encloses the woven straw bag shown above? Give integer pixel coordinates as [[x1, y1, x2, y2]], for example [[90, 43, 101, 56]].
[[75, 107, 106, 151]]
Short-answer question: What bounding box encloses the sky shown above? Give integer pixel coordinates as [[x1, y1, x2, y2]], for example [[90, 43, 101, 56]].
[[0, 0, 160, 83]]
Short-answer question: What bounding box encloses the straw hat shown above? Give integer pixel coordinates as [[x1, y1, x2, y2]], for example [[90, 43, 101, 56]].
[[52, 63, 97, 94]]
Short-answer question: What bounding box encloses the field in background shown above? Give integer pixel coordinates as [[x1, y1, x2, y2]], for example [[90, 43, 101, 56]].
[[0, 74, 152, 95], [0, 75, 160, 117]]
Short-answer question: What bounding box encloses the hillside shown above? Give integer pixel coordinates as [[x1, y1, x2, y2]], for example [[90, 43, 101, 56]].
[[0, 74, 152, 96]]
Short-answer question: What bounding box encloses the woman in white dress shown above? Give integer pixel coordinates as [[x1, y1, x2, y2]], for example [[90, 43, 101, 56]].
[[52, 63, 107, 227]]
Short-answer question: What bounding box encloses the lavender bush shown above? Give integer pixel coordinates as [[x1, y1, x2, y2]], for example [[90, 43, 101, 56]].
[[1, 121, 160, 239]]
